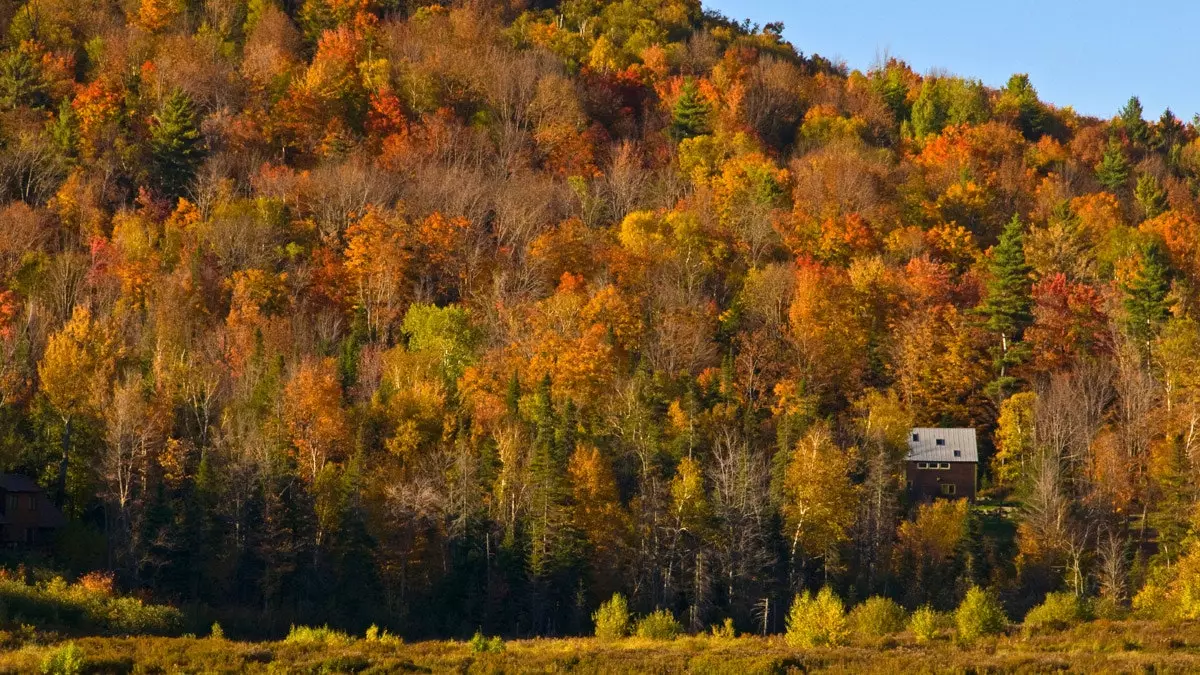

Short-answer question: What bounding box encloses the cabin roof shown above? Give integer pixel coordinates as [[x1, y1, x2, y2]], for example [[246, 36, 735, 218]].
[[906, 428, 978, 463]]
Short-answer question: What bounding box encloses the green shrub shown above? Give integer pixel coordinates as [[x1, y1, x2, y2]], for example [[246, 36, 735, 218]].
[[954, 586, 1007, 642], [709, 617, 736, 639], [908, 605, 943, 644], [849, 596, 907, 638], [209, 622, 224, 640], [364, 623, 402, 645], [284, 624, 352, 646], [41, 642, 84, 675], [785, 587, 849, 648], [592, 593, 631, 640], [1023, 591, 1087, 633], [468, 630, 505, 653], [634, 609, 682, 640], [0, 572, 180, 636]]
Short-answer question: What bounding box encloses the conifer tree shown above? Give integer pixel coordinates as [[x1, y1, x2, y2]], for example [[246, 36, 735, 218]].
[[1122, 240, 1172, 350], [978, 215, 1033, 399], [1119, 95, 1148, 145], [1096, 139, 1130, 192], [670, 79, 711, 142], [1134, 173, 1168, 220], [151, 89, 205, 198]]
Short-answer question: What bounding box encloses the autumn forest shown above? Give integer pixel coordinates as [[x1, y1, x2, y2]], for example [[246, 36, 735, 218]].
[[0, 0, 1198, 647]]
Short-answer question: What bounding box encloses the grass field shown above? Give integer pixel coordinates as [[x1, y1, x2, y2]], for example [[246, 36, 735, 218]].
[[8, 620, 1200, 673]]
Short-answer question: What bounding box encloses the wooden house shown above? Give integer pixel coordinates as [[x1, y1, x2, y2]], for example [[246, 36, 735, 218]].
[[905, 428, 978, 501]]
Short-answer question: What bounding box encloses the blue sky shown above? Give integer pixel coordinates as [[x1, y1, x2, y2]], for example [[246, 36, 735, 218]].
[[703, 0, 1199, 121]]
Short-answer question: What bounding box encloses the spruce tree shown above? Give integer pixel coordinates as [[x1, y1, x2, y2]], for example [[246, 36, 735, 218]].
[[670, 79, 711, 142], [1135, 173, 1168, 220], [0, 48, 47, 109], [1122, 239, 1172, 349], [151, 89, 205, 198], [1118, 95, 1148, 145], [1095, 139, 1130, 192], [977, 214, 1033, 399]]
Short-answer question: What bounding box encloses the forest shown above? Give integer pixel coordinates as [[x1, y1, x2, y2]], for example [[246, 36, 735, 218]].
[[0, 0, 1198, 648]]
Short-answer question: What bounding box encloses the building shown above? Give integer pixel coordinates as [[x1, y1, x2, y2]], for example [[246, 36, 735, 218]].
[[0, 474, 65, 546], [905, 428, 978, 501]]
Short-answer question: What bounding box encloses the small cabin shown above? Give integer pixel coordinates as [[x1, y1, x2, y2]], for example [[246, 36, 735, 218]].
[[905, 428, 978, 501], [0, 474, 65, 546]]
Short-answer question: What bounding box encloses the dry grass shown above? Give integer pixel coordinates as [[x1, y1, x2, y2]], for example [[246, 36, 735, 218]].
[[4, 620, 1200, 673]]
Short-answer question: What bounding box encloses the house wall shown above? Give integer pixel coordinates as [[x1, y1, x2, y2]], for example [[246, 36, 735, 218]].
[[905, 461, 976, 501]]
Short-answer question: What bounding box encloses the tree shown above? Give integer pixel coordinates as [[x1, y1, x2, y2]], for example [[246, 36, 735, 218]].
[[1096, 139, 1130, 192], [997, 73, 1044, 140], [150, 90, 205, 198], [283, 358, 350, 486], [977, 214, 1034, 399], [780, 423, 857, 581], [1135, 174, 1168, 220], [1121, 240, 1172, 350], [670, 79, 711, 142], [1118, 95, 1147, 145]]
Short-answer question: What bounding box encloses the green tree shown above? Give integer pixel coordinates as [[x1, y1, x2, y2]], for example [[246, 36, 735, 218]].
[[0, 48, 48, 109], [910, 79, 946, 139], [1118, 95, 1148, 145], [998, 74, 1044, 140], [401, 303, 480, 384], [150, 90, 205, 198], [977, 215, 1034, 399], [1121, 240, 1172, 349], [1096, 139, 1130, 192], [670, 79, 711, 142], [1134, 173, 1168, 220]]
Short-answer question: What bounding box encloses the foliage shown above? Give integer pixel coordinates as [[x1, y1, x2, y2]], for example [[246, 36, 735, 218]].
[[785, 587, 849, 648], [468, 630, 505, 653], [40, 643, 84, 675], [850, 596, 907, 638], [1023, 592, 1088, 633], [284, 625, 353, 646], [592, 593, 631, 640], [634, 610, 683, 641], [908, 605, 945, 644], [955, 587, 1008, 642], [0, 572, 180, 636]]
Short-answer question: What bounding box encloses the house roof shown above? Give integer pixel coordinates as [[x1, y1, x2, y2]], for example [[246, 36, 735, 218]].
[[0, 474, 42, 492], [906, 428, 978, 463]]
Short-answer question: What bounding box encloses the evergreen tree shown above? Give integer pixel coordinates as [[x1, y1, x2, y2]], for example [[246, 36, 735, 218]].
[[1000, 74, 1044, 140], [1119, 95, 1148, 145], [977, 215, 1034, 399], [0, 48, 47, 109], [670, 79, 711, 142], [150, 89, 205, 198], [910, 79, 947, 139], [1135, 173, 1168, 220], [1096, 138, 1130, 192], [1122, 239, 1172, 350]]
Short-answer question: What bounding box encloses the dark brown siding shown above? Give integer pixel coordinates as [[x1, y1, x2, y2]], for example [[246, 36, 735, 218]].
[[905, 461, 976, 501]]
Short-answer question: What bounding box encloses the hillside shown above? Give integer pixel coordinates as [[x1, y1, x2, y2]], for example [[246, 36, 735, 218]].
[[0, 0, 1196, 644]]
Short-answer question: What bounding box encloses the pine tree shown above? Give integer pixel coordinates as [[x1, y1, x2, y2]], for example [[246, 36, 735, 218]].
[[1122, 240, 1172, 349], [977, 214, 1033, 399], [0, 48, 48, 109], [1096, 139, 1130, 192], [1134, 173, 1168, 220], [1119, 95, 1148, 145], [670, 79, 711, 142], [1000, 74, 1043, 140], [910, 79, 947, 139], [151, 89, 205, 198]]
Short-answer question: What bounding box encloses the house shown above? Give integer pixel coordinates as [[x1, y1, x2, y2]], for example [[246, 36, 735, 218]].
[[0, 474, 65, 546], [905, 428, 978, 501]]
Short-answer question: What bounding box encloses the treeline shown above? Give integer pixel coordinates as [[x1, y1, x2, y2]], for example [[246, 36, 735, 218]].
[[1, 0, 1200, 638]]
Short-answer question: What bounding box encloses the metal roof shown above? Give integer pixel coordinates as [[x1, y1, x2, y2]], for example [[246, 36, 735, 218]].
[[0, 474, 42, 492], [906, 428, 978, 463]]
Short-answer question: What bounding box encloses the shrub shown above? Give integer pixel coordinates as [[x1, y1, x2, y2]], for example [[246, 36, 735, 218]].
[[209, 622, 224, 640], [634, 609, 682, 640], [955, 586, 1007, 642], [1023, 591, 1087, 633], [468, 630, 505, 653], [41, 642, 84, 675], [850, 596, 907, 638], [284, 625, 352, 646], [785, 587, 849, 648], [908, 605, 943, 644], [592, 593, 631, 640], [709, 617, 736, 639], [365, 623, 402, 645]]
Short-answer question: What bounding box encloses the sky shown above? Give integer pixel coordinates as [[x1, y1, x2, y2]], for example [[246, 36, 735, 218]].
[[702, 0, 1200, 121]]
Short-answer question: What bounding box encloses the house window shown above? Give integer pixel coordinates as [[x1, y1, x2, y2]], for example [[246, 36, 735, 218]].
[[27, 495, 36, 511], [912, 433, 919, 442], [939, 463, 951, 470], [935, 438, 946, 446], [940, 484, 956, 496], [5, 494, 17, 513], [916, 462, 928, 469], [953, 450, 962, 458]]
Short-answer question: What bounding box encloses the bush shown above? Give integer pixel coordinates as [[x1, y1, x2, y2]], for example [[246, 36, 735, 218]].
[[908, 605, 943, 644], [592, 593, 631, 640], [284, 625, 352, 646], [0, 572, 181, 636], [955, 586, 1007, 642], [709, 617, 736, 639], [468, 630, 505, 653], [850, 596, 907, 638], [785, 587, 849, 648], [1023, 591, 1087, 633], [634, 609, 682, 640], [41, 642, 84, 675], [365, 623, 402, 645], [209, 622, 224, 640]]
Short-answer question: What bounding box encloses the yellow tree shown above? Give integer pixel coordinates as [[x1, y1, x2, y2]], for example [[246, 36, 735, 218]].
[[568, 444, 629, 597], [344, 208, 410, 341], [781, 423, 858, 579], [283, 358, 350, 486]]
